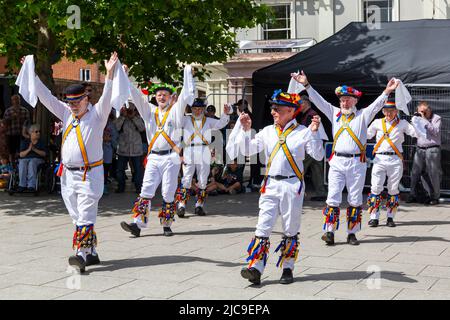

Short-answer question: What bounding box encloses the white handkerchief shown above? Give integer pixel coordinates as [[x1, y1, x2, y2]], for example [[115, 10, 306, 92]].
[[287, 72, 305, 94], [226, 119, 243, 160], [411, 116, 427, 139], [110, 60, 131, 111], [317, 123, 329, 141], [15, 55, 38, 108], [393, 78, 411, 115], [183, 65, 195, 106]]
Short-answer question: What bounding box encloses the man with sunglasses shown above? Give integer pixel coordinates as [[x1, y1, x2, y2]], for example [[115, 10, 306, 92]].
[[292, 71, 399, 246], [17, 52, 120, 273], [228, 90, 324, 285]]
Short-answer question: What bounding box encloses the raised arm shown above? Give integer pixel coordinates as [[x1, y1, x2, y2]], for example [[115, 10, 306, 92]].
[[93, 52, 118, 122], [34, 75, 68, 121], [172, 65, 195, 128], [210, 104, 232, 130], [362, 78, 399, 124], [291, 71, 336, 121], [123, 64, 153, 122]]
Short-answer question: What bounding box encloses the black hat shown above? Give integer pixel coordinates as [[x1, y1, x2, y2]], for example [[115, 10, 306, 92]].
[[64, 84, 86, 101], [192, 98, 206, 108]]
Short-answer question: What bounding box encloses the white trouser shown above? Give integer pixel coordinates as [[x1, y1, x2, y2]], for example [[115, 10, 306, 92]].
[[140, 152, 181, 202], [370, 154, 403, 195], [61, 165, 104, 226], [370, 155, 403, 220], [252, 177, 304, 274], [181, 145, 210, 189], [327, 156, 367, 207]]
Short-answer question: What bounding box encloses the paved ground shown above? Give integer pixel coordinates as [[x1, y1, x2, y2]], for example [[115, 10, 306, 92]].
[[1, 188, 450, 300]]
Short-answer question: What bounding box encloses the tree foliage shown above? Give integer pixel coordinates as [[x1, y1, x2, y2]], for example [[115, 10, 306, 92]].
[[0, 0, 270, 85]]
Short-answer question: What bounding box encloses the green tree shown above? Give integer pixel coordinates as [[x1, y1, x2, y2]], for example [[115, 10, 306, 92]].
[[0, 0, 269, 139]]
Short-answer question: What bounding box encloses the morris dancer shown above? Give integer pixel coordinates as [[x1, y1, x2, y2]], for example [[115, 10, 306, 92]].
[[229, 90, 324, 285], [120, 65, 195, 237], [292, 71, 399, 245], [17, 53, 121, 272], [366, 97, 418, 227], [176, 98, 231, 217]]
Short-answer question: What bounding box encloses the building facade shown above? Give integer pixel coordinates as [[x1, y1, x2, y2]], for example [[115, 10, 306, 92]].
[[197, 0, 450, 114]]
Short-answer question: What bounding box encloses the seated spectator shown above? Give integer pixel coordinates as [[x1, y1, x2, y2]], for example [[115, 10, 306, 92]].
[[18, 124, 47, 192], [208, 159, 244, 195], [206, 163, 224, 195], [0, 156, 13, 189]]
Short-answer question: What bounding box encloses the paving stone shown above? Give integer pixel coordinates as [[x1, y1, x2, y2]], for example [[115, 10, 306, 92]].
[[0, 284, 71, 300]]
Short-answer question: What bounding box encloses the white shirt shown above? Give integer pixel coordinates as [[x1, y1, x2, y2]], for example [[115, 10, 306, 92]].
[[234, 119, 324, 177], [307, 86, 388, 154], [129, 66, 195, 152], [367, 117, 417, 153], [34, 76, 113, 166], [182, 113, 229, 147]]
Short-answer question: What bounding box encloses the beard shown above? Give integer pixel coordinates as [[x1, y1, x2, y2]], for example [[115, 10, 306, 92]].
[[341, 106, 356, 116]]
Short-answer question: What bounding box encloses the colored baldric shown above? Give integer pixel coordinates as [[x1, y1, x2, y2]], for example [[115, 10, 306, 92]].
[[57, 113, 103, 181], [184, 116, 209, 146], [260, 123, 304, 194], [329, 113, 367, 163], [144, 106, 181, 166], [372, 117, 403, 159]]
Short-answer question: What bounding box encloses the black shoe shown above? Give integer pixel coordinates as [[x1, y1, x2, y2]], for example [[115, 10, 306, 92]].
[[386, 218, 396, 227], [194, 206, 206, 216], [86, 254, 100, 266], [310, 196, 327, 202], [240, 267, 261, 285], [428, 199, 438, 205], [347, 234, 360, 245], [177, 207, 186, 218], [120, 222, 141, 237], [163, 227, 173, 237], [17, 186, 26, 193], [68, 255, 86, 273], [368, 219, 379, 227], [321, 232, 335, 245], [279, 268, 294, 284], [406, 195, 417, 203]]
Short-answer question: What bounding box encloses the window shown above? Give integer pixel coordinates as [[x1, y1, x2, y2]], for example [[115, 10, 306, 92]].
[[79, 69, 91, 82], [263, 4, 291, 40], [363, 0, 392, 23]]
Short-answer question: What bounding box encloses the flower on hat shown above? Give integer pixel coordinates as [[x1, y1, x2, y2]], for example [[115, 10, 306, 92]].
[[270, 89, 302, 108], [335, 85, 362, 98]]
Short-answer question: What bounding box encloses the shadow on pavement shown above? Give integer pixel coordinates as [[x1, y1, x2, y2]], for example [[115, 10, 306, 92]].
[[360, 235, 450, 243], [395, 220, 450, 226], [88, 255, 243, 273], [252, 270, 417, 287]]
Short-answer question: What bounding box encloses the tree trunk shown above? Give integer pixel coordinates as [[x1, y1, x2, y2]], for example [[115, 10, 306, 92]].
[[35, 12, 57, 145]]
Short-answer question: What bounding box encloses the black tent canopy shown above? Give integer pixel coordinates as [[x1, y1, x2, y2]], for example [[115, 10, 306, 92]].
[[252, 19, 450, 131]]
